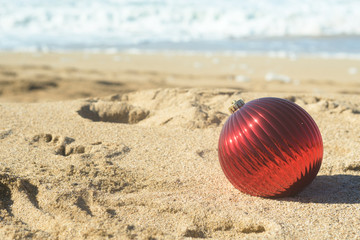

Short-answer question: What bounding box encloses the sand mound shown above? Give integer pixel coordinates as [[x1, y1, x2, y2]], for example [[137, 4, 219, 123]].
[[77, 88, 241, 129]]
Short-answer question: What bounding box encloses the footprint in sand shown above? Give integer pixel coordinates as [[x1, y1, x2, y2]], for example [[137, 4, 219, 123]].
[[29, 133, 132, 164], [181, 213, 270, 238], [0, 174, 113, 238], [0, 174, 58, 235], [0, 151, 139, 238], [77, 101, 149, 124], [29, 133, 85, 156], [77, 89, 231, 129], [286, 95, 360, 114], [0, 80, 58, 93]]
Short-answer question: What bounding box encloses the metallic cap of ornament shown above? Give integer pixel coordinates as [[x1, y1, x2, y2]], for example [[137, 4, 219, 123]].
[[229, 99, 245, 114]]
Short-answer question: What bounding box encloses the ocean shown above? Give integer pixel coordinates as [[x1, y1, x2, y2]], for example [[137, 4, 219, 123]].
[[1, 0, 360, 54]]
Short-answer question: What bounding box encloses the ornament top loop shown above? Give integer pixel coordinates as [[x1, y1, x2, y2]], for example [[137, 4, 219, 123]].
[[229, 99, 245, 114]]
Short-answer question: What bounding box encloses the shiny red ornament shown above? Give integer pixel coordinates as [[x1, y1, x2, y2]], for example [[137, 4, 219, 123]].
[[218, 98, 323, 198]]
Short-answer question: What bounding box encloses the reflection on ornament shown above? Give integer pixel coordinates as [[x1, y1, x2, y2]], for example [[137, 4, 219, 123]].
[[218, 98, 323, 198]]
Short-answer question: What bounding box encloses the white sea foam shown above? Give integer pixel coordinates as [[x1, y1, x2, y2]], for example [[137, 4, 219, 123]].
[[1, 0, 360, 52]]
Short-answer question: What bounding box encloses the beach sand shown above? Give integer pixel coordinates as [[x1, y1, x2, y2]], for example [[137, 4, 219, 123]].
[[0, 51, 359, 239]]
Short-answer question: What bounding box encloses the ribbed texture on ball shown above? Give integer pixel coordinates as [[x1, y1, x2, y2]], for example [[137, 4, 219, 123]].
[[218, 97, 323, 198]]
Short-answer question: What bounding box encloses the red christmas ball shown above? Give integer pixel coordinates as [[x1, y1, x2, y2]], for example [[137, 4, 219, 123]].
[[218, 97, 323, 198]]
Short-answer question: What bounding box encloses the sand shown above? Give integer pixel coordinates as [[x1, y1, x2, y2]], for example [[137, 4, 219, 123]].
[[0, 51, 359, 239]]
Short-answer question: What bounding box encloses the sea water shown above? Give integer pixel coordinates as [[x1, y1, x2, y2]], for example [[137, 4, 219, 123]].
[[1, 0, 360, 54]]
